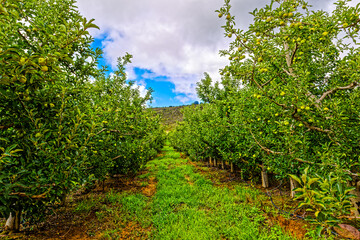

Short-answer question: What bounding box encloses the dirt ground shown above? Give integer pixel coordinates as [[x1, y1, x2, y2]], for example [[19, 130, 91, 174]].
[[0, 170, 155, 240]]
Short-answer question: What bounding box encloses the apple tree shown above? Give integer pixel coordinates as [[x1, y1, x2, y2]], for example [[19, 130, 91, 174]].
[[171, 0, 360, 226], [217, 0, 360, 180], [0, 0, 165, 232]]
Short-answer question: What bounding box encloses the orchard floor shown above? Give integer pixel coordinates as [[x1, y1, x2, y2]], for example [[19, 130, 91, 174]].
[[2, 145, 333, 240]]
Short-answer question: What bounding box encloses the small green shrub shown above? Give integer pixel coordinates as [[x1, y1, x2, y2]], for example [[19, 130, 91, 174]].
[[290, 167, 355, 236]]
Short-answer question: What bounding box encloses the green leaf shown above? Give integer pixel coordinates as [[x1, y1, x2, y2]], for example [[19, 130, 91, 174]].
[[0, 5, 8, 15], [301, 173, 307, 185], [85, 23, 100, 30], [316, 225, 324, 237], [307, 177, 319, 186], [336, 182, 343, 194], [85, 18, 100, 30], [289, 174, 302, 184], [298, 202, 308, 208], [314, 211, 320, 217], [344, 187, 355, 194], [322, 196, 336, 201]]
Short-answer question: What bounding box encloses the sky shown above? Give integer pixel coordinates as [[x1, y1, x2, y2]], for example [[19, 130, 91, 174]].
[[75, 0, 355, 107]]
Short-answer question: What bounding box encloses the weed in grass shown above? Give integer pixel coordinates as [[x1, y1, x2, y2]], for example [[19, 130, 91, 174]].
[[101, 229, 120, 240], [73, 197, 99, 213], [138, 172, 150, 179], [104, 189, 123, 204], [140, 181, 149, 187], [95, 211, 106, 220], [120, 193, 147, 216]]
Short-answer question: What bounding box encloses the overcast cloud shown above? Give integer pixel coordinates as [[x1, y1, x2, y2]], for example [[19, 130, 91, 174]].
[[75, 0, 352, 103]]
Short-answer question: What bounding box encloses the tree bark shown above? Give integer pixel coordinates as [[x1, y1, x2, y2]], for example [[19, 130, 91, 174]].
[[221, 161, 225, 170], [5, 210, 21, 232], [214, 158, 217, 167], [209, 157, 212, 166], [5, 213, 15, 231], [261, 167, 269, 188], [230, 162, 234, 173], [290, 177, 300, 198]]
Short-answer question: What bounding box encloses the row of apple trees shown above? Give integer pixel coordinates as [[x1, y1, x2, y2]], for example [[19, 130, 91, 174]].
[[0, 0, 165, 231], [170, 0, 360, 231]]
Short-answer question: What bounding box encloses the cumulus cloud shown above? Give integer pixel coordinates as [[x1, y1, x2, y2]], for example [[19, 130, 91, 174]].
[[324, 0, 358, 12], [75, 0, 348, 102], [76, 0, 230, 101], [132, 83, 148, 98], [175, 95, 192, 104], [125, 67, 137, 81]]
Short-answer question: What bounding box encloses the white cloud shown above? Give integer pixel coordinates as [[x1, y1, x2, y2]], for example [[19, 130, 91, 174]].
[[131, 82, 148, 98], [75, 0, 346, 102], [76, 0, 230, 101], [324, 0, 358, 12], [175, 95, 192, 104], [137, 84, 148, 98], [125, 67, 137, 81]]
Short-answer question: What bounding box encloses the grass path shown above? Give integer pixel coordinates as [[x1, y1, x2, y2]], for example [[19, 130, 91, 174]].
[[144, 145, 295, 240], [11, 145, 316, 239]]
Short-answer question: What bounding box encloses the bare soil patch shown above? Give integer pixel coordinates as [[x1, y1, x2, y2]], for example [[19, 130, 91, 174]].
[[142, 176, 157, 197], [1, 170, 156, 240]]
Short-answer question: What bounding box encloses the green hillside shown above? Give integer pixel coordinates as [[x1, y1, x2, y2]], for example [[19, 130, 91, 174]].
[[151, 105, 188, 131]]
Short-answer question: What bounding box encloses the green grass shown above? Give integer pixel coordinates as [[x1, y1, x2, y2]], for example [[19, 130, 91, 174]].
[[73, 196, 100, 213], [69, 145, 324, 239], [149, 146, 294, 240]]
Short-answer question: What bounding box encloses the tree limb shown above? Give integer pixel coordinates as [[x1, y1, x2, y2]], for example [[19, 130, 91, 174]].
[[96, 128, 135, 136], [316, 81, 359, 103], [9, 192, 47, 200], [291, 108, 332, 134], [250, 128, 359, 177], [249, 128, 284, 155]]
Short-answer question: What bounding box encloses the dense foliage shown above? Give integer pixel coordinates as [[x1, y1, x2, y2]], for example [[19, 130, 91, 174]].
[[170, 0, 360, 231], [0, 0, 165, 229]]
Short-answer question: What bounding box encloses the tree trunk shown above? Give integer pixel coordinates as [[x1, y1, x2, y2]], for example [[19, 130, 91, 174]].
[[230, 162, 234, 173], [5, 213, 15, 231], [261, 167, 269, 188], [209, 157, 212, 167], [290, 177, 300, 198], [221, 161, 225, 170], [5, 210, 21, 232], [214, 158, 217, 167]]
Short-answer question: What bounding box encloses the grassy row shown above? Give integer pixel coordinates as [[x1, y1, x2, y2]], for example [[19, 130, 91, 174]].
[[68, 145, 323, 239], [148, 146, 294, 240]]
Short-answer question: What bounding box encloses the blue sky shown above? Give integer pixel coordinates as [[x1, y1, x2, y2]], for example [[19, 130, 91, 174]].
[[78, 0, 340, 108], [91, 36, 196, 107], [128, 67, 190, 107]]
